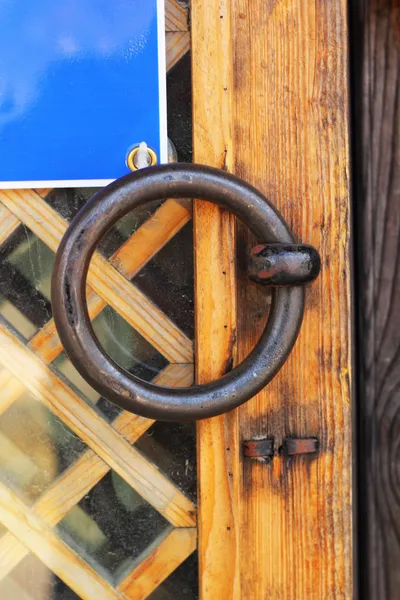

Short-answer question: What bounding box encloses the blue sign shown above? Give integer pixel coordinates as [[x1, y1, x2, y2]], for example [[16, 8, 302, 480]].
[[0, 0, 167, 188]]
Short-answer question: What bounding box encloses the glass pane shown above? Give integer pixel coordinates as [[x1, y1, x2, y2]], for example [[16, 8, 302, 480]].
[[0, 391, 86, 505], [57, 470, 172, 582], [136, 421, 197, 502], [0, 554, 80, 600], [0, 227, 53, 336]]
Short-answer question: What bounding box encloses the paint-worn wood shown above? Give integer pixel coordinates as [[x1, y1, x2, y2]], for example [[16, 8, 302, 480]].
[[0, 191, 192, 363], [119, 528, 197, 599], [0, 320, 196, 527], [191, 1, 241, 598], [193, 0, 352, 597], [0, 364, 194, 583], [351, 1, 400, 598]]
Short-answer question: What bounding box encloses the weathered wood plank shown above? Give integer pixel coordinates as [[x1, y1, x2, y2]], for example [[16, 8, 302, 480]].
[[193, 0, 352, 597], [191, 1, 241, 598], [232, 1, 353, 598], [351, 1, 400, 598]]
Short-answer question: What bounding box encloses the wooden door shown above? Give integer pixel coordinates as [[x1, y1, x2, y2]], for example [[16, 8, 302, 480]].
[[192, 0, 353, 598], [0, 1, 353, 599]]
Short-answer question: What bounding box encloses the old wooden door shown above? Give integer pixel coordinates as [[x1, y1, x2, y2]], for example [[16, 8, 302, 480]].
[[0, 0, 352, 599]]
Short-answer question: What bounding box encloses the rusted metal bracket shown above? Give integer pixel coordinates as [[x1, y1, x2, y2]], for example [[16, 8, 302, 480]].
[[243, 439, 275, 460], [243, 437, 319, 460], [248, 243, 321, 286]]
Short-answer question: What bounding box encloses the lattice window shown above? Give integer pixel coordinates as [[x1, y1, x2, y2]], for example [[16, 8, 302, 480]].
[[0, 3, 195, 598]]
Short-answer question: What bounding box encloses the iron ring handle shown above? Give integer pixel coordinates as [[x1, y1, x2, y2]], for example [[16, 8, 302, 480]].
[[51, 163, 319, 422]]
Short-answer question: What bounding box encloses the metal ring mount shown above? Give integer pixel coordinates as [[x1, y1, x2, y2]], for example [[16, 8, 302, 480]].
[[51, 164, 315, 421], [127, 145, 157, 171]]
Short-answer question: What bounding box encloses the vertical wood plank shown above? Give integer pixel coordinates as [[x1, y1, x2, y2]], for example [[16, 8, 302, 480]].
[[191, 0, 241, 598], [234, 1, 353, 598], [193, 0, 353, 597], [351, 1, 400, 598]]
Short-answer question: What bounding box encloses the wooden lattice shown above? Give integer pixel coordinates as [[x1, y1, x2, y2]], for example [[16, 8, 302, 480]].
[[0, 4, 194, 598]]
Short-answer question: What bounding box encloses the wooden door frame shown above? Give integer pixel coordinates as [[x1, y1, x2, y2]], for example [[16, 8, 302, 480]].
[[192, 1, 353, 598]]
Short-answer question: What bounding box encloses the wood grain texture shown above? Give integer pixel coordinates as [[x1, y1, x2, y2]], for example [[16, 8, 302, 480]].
[[351, 1, 400, 598], [193, 0, 352, 597], [118, 528, 197, 599], [234, 1, 353, 598], [191, 1, 241, 598], [0, 364, 194, 582]]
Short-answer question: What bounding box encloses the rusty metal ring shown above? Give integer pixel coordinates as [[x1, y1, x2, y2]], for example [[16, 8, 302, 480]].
[[52, 164, 306, 421]]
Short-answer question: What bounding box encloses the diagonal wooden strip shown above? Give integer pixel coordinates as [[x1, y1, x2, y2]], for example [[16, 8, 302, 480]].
[[0, 190, 192, 363], [0, 198, 191, 422], [34, 188, 52, 198], [118, 528, 197, 600], [29, 198, 191, 363], [0, 320, 196, 527], [165, 0, 188, 31], [0, 204, 19, 246], [0, 482, 126, 600], [111, 198, 191, 277], [0, 364, 194, 582], [166, 32, 191, 71]]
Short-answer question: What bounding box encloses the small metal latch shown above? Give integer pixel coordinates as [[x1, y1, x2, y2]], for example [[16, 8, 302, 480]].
[[243, 439, 274, 460], [243, 437, 319, 460]]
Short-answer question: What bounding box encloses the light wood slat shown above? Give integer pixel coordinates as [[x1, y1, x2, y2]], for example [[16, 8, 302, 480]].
[[0, 191, 192, 363], [166, 32, 190, 71], [0, 204, 19, 246], [0, 320, 196, 527], [111, 199, 191, 277], [191, 0, 241, 598], [28, 198, 190, 364], [119, 528, 197, 600], [0, 364, 194, 582], [165, 0, 188, 31], [0, 482, 127, 600]]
